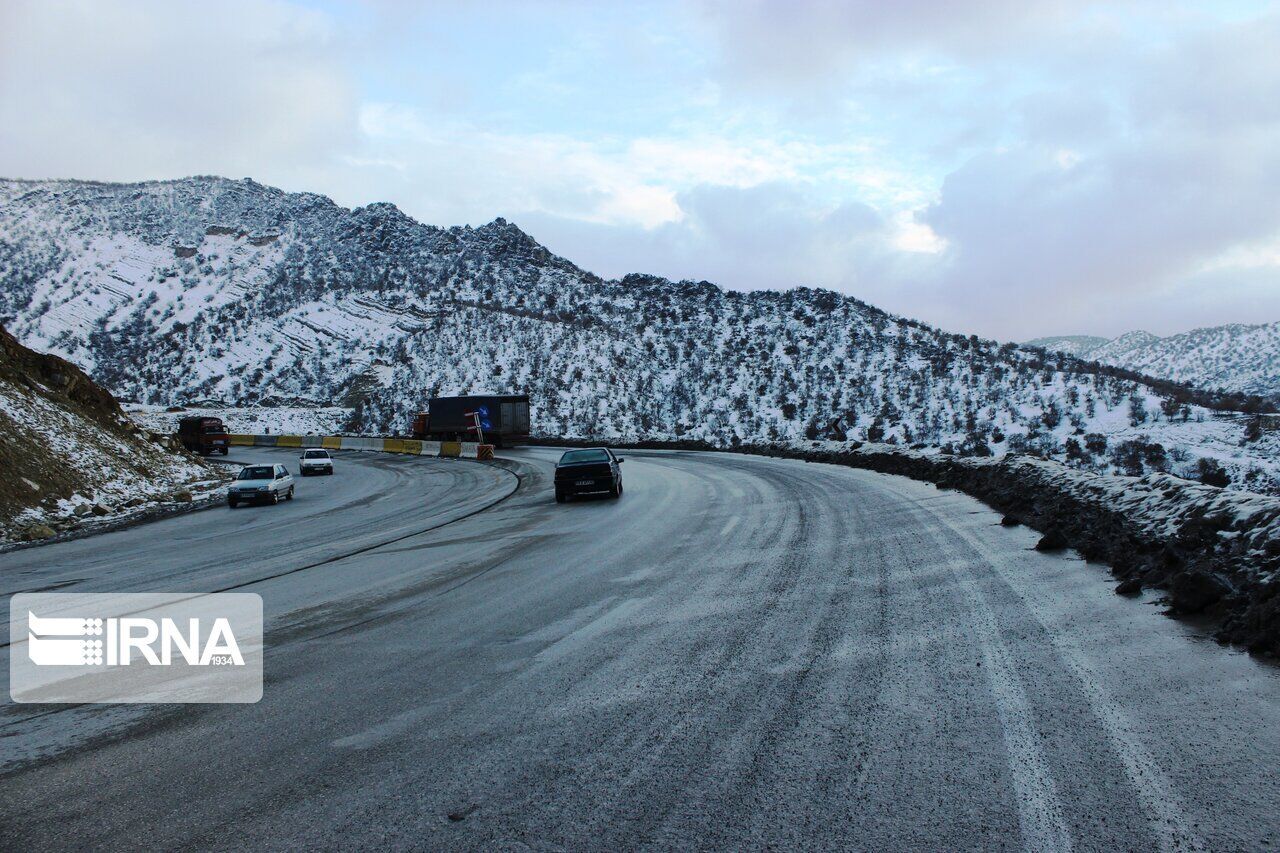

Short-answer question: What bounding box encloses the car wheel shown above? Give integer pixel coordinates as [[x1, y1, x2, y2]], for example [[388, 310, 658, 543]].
[[555, 491, 567, 503], [270, 491, 279, 505], [228, 499, 238, 509], [286, 487, 294, 501]]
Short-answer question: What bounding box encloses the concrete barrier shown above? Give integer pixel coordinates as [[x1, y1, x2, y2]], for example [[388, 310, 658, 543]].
[[339, 436, 384, 452], [236, 433, 498, 463]]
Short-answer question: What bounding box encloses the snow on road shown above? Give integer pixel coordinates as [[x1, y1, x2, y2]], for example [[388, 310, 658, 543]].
[[1, 447, 1278, 850]]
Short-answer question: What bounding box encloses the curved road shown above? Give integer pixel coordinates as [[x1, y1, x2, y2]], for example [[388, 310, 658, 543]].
[[2, 447, 1279, 850]]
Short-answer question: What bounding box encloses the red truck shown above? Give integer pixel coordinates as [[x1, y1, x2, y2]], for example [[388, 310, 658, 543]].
[[177, 415, 230, 455]]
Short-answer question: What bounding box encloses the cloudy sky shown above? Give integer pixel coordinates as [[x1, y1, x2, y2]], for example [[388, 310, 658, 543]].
[[2, 0, 1278, 340]]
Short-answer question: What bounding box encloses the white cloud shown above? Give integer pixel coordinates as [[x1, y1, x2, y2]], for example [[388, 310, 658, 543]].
[[0, 0, 358, 184], [1, 0, 1277, 341]]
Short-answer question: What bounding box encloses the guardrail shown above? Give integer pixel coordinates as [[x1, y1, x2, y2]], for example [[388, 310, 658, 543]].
[[227, 434, 493, 459]]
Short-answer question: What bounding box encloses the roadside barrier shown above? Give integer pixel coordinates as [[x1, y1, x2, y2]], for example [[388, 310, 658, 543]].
[[227, 434, 495, 461]]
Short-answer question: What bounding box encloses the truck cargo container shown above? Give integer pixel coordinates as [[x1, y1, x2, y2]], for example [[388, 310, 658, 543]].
[[411, 394, 530, 448], [177, 415, 230, 456]]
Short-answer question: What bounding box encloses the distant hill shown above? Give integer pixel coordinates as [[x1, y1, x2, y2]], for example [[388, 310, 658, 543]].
[[1027, 325, 1280, 397], [1024, 335, 1110, 358]]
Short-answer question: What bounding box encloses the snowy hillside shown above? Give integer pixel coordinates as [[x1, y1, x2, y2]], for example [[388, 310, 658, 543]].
[[1023, 335, 1109, 358], [1028, 325, 1280, 397], [0, 324, 223, 542], [1, 176, 1277, 492]]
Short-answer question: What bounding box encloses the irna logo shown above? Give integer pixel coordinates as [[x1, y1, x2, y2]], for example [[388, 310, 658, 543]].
[[11, 592, 263, 704], [27, 611, 245, 667]]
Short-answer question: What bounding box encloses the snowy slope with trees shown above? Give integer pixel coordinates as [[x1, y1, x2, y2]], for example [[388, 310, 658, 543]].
[[1028, 325, 1280, 397], [1, 176, 1277, 492]]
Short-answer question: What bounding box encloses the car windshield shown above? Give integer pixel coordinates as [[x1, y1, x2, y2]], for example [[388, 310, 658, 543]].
[[559, 449, 610, 464], [238, 466, 274, 480], [304, 451, 328, 459], [202, 425, 224, 434]]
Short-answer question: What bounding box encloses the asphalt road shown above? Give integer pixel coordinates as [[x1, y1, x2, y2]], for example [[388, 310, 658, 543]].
[[2, 446, 1279, 851]]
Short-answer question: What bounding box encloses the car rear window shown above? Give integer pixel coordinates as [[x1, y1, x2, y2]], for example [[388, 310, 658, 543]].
[[559, 449, 610, 464]]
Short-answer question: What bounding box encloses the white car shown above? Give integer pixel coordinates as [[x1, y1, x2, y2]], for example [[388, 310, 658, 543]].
[[228, 463, 294, 507], [299, 449, 334, 476]]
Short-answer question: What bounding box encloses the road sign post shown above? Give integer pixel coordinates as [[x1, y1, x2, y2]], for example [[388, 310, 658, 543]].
[[463, 406, 491, 446]]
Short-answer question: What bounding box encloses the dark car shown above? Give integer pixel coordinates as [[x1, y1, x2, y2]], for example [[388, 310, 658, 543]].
[[554, 448, 623, 502]]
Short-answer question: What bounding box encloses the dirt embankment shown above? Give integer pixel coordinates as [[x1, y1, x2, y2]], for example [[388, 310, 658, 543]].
[[0, 325, 222, 541], [535, 435, 1280, 657]]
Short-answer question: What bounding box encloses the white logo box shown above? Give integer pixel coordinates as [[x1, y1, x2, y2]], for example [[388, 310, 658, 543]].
[[10, 592, 263, 703]]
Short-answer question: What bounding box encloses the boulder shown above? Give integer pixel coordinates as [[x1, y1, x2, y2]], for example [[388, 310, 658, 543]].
[[1114, 577, 1142, 596], [18, 523, 56, 541], [1035, 528, 1069, 551], [90, 503, 112, 516], [1168, 569, 1232, 614], [172, 490, 193, 502]]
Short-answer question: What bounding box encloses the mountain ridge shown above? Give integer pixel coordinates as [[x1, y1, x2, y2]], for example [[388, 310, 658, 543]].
[[2, 175, 1277, 492], [1028, 324, 1280, 397]]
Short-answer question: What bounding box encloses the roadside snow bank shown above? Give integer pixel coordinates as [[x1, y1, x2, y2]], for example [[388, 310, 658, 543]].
[[758, 442, 1280, 655]]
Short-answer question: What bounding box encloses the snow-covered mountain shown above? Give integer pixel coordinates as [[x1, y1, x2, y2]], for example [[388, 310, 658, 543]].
[[2, 176, 1277, 491], [1023, 335, 1109, 358], [1028, 325, 1280, 397]]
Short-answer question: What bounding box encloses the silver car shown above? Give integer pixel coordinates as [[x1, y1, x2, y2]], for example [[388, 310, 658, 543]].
[[228, 463, 294, 508]]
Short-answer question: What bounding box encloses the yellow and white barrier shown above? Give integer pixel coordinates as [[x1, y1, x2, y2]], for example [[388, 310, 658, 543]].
[[231, 434, 494, 461]]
